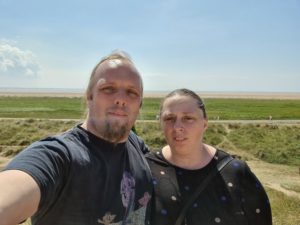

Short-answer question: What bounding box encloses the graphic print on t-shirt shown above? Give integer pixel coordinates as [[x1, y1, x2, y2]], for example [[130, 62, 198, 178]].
[[121, 171, 136, 208], [97, 171, 151, 224]]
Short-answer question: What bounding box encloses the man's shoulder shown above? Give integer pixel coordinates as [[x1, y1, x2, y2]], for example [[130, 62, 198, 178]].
[[127, 131, 149, 154], [127, 130, 141, 143], [22, 126, 81, 156]]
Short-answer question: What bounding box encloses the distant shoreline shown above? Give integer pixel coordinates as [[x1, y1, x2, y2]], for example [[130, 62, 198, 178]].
[[0, 88, 299, 99]]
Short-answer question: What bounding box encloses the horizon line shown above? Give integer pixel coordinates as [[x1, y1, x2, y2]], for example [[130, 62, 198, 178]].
[[0, 87, 300, 99]]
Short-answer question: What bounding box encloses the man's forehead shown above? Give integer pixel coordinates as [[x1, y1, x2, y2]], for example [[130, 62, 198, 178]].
[[96, 59, 135, 73], [95, 60, 141, 83], [107, 59, 124, 68]]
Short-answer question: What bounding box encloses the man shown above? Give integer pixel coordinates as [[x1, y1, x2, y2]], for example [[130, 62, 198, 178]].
[[0, 51, 152, 225]]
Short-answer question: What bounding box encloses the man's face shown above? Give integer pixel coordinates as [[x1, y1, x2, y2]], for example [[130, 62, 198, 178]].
[[86, 60, 142, 143]]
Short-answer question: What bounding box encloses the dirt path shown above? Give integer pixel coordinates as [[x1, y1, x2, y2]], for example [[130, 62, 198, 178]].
[[247, 159, 300, 199]]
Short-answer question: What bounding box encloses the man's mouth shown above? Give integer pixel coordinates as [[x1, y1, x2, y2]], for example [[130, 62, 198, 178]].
[[108, 110, 127, 117]]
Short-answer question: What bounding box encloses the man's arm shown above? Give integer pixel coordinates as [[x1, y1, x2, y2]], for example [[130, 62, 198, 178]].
[[0, 170, 41, 225]]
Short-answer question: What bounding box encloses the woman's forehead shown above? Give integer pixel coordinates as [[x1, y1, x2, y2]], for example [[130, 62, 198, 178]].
[[163, 95, 196, 106], [162, 95, 199, 112]]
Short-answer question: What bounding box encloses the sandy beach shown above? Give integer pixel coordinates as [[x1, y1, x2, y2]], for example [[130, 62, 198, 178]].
[[144, 91, 300, 99], [0, 89, 299, 99]]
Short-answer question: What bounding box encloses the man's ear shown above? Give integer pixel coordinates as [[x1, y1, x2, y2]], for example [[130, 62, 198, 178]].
[[87, 92, 93, 101]]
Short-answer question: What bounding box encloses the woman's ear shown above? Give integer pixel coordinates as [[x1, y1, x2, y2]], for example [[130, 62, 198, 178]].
[[203, 119, 208, 131]]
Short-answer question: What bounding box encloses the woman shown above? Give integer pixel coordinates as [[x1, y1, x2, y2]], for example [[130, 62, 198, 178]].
[[146, 88, 272, 225]]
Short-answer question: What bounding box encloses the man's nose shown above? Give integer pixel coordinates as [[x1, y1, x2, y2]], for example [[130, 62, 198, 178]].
[[114, 91, 127, 106]]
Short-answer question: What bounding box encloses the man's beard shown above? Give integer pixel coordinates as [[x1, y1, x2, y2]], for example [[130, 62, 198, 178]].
[[99, 119, 128, 143]]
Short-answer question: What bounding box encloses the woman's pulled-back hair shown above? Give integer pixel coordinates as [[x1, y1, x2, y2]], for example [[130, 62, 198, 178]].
[[160, 88, 207, 118]]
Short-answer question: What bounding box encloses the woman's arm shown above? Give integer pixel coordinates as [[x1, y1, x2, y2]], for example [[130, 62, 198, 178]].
[[240, 162, 272, 225]]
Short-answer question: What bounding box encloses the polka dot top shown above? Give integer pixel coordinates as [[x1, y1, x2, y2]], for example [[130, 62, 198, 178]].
[[146, 149, 272, 225]]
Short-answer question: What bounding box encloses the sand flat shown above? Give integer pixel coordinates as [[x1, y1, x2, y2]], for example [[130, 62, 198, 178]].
[[0, 90, 300, 99]]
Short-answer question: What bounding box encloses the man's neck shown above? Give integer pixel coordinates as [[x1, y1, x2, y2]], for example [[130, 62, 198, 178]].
[[80, 121, 128, 144]]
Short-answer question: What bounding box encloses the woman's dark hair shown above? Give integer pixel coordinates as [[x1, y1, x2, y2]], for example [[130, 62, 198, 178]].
[[160, 88, 207, 118]]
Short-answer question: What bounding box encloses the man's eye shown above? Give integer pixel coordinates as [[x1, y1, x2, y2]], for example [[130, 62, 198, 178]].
[[100, 87, 115, 93], [127, 90, 139, 98]]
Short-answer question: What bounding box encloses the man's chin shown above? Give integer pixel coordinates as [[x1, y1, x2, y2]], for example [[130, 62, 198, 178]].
[[103, 120, 130, 142]]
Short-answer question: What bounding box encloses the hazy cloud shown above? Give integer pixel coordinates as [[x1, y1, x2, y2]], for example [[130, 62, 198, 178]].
[[0, 41, 40, 78]]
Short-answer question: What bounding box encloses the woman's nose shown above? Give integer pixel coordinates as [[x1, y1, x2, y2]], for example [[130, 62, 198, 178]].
[[173, 119, 183, 130]]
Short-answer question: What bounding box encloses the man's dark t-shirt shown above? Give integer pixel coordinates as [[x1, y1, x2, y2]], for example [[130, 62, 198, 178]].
[[4, 125, 152, 225]]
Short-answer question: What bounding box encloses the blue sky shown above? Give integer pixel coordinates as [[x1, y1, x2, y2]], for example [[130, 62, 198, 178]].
[[1, 0, 299, 92]]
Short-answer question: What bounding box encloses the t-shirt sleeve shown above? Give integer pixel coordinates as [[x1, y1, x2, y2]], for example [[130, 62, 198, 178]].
[[3, 137, 71, 212], [238, 161, 272, 225]]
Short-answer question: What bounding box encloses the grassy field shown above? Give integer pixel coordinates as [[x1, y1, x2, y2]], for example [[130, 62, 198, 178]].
[[135, 122, 300, 166], [1, 96, 300, 120], [0, 96, 299, 225], [1, 119, 299, 166], [0, 96, 85, 119]]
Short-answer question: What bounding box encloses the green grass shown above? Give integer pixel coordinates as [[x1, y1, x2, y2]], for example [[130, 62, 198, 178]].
[[267, 188, 300, 225], [0, 96, 85, 119], [0, 119, 80, 156], [1, 119, 299, 167], [1, 96, 300, 120], [280, 183, 300, 193], [227, 124, 300, 166], [135, 121, 300, 166], [205, 98, 300, 120]]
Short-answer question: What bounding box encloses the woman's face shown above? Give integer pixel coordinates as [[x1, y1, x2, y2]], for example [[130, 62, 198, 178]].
[[160, 95, 208, 153]]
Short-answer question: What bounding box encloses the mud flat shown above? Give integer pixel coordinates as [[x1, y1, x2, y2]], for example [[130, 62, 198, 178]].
[[0, 89, 299, 99], [144, 91, 300, 99]]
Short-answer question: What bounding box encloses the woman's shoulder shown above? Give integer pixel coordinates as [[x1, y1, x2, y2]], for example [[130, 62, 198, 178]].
[[145, 149, 170, 167], [216, 149, 249, 173]]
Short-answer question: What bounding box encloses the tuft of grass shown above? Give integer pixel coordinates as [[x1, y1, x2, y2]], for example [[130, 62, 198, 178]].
[[0, 119, 80, 157], [203, 123, 227, 146], [280, 183, 300, 193], [227, 124, 300, 166], [267, 188, 300, 225], [135, 122, 166, 149]]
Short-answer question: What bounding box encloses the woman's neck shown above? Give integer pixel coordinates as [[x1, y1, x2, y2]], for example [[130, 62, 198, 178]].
[[162, 143, 216, 170]]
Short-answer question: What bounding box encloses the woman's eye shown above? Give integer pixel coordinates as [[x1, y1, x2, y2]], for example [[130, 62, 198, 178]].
[[183, 117, 194, 122], [163, 117, 175, 122]]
